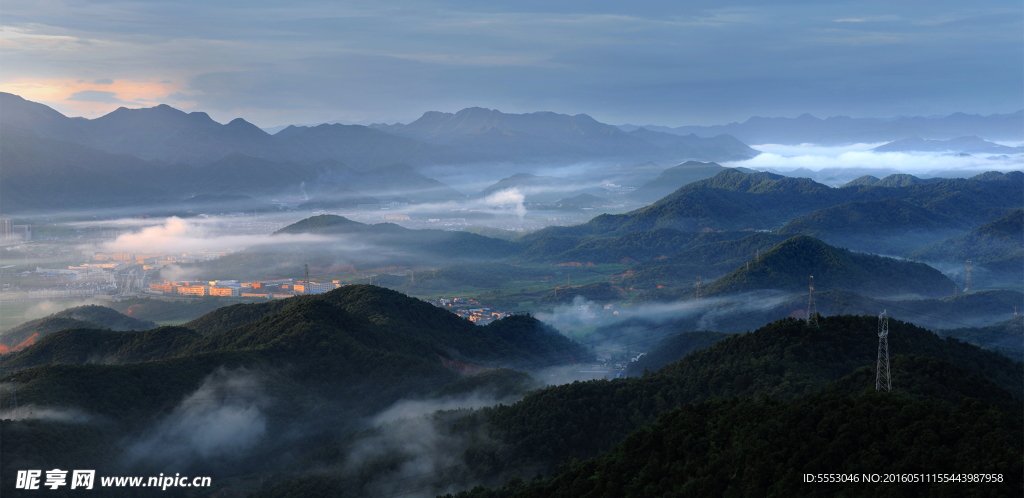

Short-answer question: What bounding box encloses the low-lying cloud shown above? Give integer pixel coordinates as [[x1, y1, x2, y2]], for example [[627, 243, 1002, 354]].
[[124, 368, 269, 468], [733, 145, 1023, 176], [95, 216, 332, 254], [537, 290, 796, 342], [0, 404, 94, 423], [340, 390, 532, 498], [479, 188, 527, 218]]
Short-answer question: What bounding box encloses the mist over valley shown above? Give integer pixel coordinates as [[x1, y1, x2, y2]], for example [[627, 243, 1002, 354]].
[[2, 2, 1022, 493]]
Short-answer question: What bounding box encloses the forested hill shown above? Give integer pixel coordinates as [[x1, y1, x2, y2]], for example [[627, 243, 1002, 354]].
[[909, 208, 1023, 271], [177, 214, 520, 279], [467, 314, 1021, 470], [0, 304, 156, 349], [253, 314, 1022, 498], [460, 387, 1021, 498], [776, 198, 969, 256], [520, 169, 1023, 239], [0, 285, 594, 489], [703, 235, 953, 298], [273, 215, 517, 260], [1, 285, 589, 421]]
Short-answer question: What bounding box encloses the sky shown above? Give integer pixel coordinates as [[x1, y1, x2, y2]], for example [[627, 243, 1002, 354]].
[[1, 1, 1021, 128]]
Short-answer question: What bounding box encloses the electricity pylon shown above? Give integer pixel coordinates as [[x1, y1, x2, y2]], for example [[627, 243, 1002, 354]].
[[964, 260, 972, 293], [806, 275, 818, 327], [875, 310, 891, 392]]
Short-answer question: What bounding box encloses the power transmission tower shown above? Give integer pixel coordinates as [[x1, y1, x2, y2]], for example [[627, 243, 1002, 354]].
[[964, 260, 972, 293], [875, 310, 891, 392], [303, 264, 310, 293], [806, 276, 818, 327]]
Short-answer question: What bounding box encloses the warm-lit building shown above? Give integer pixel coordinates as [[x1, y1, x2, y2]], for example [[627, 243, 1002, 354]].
[[177, 285, 208, 296], [209, 286, 240, 297], [292, 281, 341, 294], [149, 281, 178, 293], [95, 252, 134, 261]]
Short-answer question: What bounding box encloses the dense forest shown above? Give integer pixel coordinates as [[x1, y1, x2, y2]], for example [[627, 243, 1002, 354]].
[[910, 208, 1023, 273], [246, 314, 1022, 497], [0, 285, 589, 492]]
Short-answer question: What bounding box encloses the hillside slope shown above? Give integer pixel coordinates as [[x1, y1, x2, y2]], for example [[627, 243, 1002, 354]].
[[253, 314, 1023, 497], [0, 305, 156, 351], [909, 208, 1023, 272], [703, 235, 952, 298], [777, 198, 968, 255]]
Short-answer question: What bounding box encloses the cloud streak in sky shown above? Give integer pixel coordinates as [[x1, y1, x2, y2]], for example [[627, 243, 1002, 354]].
[[0, 1, 1019, 126]]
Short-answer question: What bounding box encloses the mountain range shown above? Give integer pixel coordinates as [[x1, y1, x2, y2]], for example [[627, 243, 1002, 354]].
[[1, 93, 758, 170], [872, 136, 1024, 154], [523, 169, 1023, 239], [622, 110, 1024, 144]]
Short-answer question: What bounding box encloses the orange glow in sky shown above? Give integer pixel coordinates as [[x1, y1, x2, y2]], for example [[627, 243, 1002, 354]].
[[0, 78, 186, 118]]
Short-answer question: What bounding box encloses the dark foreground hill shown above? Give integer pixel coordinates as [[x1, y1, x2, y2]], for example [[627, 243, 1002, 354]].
[[2, 286, 588, 380], [460, 387, 1021, 498], [0, 285, 588, 485], [251, 314, 1023, 498]]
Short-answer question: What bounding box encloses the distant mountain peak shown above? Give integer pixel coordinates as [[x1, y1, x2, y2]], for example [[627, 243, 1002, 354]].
[[873, 135, 1021, 154]]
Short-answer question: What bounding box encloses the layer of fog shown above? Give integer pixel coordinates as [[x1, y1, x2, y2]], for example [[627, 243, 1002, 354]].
[[538, 292, 794, 341], [124, 368, 269, 469], [419, 159, 652, 193], [0, 299, 110, 329], [0, 404, 95, 423], [312, 294, 820, 497], [92, 216, 334, 254], [732, 144, 1023, 178], [327, 384, 542, 497]]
